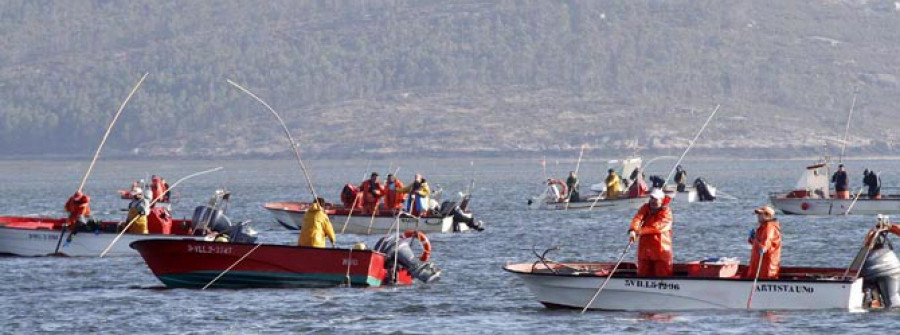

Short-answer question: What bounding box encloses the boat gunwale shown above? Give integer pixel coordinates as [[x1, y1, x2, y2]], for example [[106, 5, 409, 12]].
[[502, 263, 857, 284]]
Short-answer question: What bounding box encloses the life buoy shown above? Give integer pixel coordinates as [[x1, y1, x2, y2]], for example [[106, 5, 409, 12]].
[[801, 202, 810, 211], [547, 179, 568, 201], [402, 230, 432, 262]]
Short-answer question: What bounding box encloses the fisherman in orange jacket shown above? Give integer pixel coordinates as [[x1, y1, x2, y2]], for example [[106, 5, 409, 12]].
[[64, 191, 91, 230], [150, 175, 170, 204], [629, 189, 673, 277], [383, 173, 405, 210], [746, 206, 782, 279], [359, 172, 385, 214]]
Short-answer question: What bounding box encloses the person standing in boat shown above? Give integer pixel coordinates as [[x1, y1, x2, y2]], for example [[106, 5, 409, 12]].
[[863, 169, 882, 200], [605, 169, 621, 199], [383, 173, 405, 210], [64, 191, 91, 231], [832, 164, 850, 199], [126, 189, 151, 234], [150, 175, 170, 204], [628, 189, 673, 277], [674, 165, 687, 192], [359, 172, 385, 214], [400, 174, 431, 216], [627, 168, 648, 198], [299, 197, 336, 248], [566, 171, 580, 202], [746, 206, 782, 279]]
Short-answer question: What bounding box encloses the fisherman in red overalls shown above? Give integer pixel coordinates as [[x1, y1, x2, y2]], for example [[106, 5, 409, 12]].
[[359, 172, 385, 214], [746, 206, 782, 279], [629, 189, 673, 277], [64, 191, 91, 230], [383, 173, 405, 210]]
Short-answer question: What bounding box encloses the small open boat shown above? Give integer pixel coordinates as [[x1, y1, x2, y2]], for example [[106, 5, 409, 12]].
[[131, 231, 442, 288], [770, 162, 900, 215], [505, 220, 900, 311], [0, 191, 255, 257], [264, 194, 483, 234]]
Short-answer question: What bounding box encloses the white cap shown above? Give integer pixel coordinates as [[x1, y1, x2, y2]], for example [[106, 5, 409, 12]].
[[130, 187, 143, 196], [649, 189, 665, 200]]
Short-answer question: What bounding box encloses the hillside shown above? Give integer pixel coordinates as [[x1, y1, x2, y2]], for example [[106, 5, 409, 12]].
[[2, 1, 899, 158]]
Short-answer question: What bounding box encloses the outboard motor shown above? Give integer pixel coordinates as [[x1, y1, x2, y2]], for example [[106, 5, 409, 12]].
[[374, 233, 441, 283], [223, 221, 259, 244], [191, 205, 233, 235], [439, 196, 484, 232], [862, 233, 900, 308], [694, 177, 716, 202]]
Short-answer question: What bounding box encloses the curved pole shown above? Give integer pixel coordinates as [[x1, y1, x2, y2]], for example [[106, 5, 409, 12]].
[[640, 156, 678, 175], [78, 72, 150, 193], [663, 105, 721, 185], [98, 167, 223, 257], [56, 72, 149, 256], [226, 79, 318, 200]]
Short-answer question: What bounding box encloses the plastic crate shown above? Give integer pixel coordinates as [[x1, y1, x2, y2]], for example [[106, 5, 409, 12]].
[[686, 258, 740, 278]]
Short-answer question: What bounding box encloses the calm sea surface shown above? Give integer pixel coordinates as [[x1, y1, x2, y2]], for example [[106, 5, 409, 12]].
[[2, 157, 900, 334]]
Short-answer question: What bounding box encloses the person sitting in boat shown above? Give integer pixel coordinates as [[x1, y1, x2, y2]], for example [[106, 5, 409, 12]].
[[64, 191, 91, 230], [832, 164, 850, 199], [126, 188, 151, 234], [299, 197, 336, 248], [566, 171, 580, 202], [340, 183, 362, 209], [605, 169, 621, 199], [627, 169, 648, 198], [359, 172, 385, 214], [628, 189, 673, 277], [384, 173, 406, 210], [864, 169, 882, 200], [746, 206, 782, 279], [400, 174, 431, 216], [674, 165, 687, 192]]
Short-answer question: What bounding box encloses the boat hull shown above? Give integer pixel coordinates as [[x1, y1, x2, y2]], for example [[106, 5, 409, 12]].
[[770, 196, 900, 215], [504, 263, 863, 311], [264, 202, 463, 234], [0, 217, 197, 257], [130, 239, 408, 288]]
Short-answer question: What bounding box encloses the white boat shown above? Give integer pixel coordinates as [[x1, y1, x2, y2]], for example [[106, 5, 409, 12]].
[[504, 262, 862, 311], [664, 184, 718, 204], [505, 220, 900, 311], [0, 216, 201, 257], [770, 162, 900, 215], [264, 194, 483, 234]]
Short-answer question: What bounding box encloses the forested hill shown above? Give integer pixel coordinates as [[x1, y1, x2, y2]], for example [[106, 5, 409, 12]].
[[2, 1, 900, 158]]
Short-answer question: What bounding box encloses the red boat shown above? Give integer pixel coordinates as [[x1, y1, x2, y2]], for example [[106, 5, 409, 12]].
[[130, 238, 440, 288]]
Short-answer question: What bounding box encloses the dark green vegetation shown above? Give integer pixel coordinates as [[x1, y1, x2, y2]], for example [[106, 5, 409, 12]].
[[2, 1, 899, 158]]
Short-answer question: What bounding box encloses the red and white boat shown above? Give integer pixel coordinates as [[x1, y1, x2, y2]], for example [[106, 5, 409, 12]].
[[504, 221, 900, 311], [131, 232, 442, 288], [264, 194, 483, 234], [0, 214, 195, 257], [770, 162, 900, 215]]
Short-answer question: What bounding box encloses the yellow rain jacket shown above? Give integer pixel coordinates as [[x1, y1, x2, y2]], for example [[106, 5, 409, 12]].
[[126, 198, 150, 234], [605, 173, 621, 199], [299, 202, 336, 248]]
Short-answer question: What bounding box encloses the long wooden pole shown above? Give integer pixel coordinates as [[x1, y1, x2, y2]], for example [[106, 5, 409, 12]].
[[55, 72, 149, 256], [564, 144, 586, 211], [580, 239, 635, 313], [663, 105, 720, 185], [98, 167, 223, 257], [746, 251, 765, 310], [201, 243, 263, 290], [226, 79, 318, 200]]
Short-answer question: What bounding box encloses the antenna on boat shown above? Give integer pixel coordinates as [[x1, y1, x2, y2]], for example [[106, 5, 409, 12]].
[[838, 89, 859, 164]]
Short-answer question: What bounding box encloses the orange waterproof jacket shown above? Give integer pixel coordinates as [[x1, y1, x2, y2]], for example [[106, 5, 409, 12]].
[[151, 177, 169, 203], [65, 193, 91, 220], [747, 220, 782, 279], [384, 179, 405, 209], [629, 204, 673, 261], [359, 179, 385, 204]]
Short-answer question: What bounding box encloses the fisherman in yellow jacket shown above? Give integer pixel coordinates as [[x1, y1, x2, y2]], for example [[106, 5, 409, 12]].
[[299, 197, 336, 248], [605, 169, 622, 199]]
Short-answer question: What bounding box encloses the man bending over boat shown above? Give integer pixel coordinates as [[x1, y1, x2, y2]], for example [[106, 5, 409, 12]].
[[746, 206, 782, 279], [299, 197, 336, 248], [628, 189, 673, 277], [64, 191, 91, 230]]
